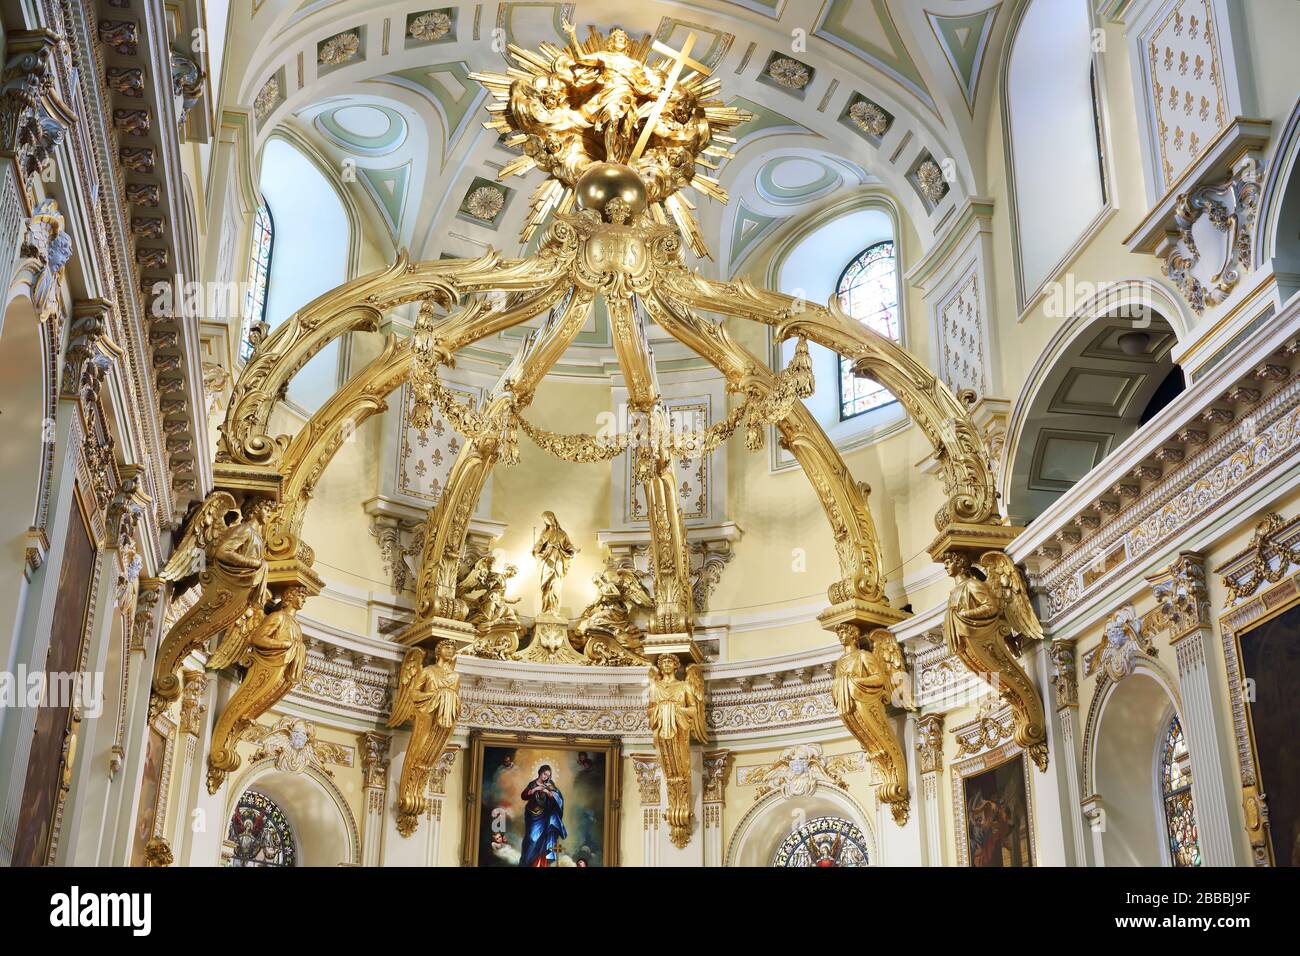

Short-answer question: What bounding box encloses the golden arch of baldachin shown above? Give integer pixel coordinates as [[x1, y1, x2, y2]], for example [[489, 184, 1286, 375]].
[[150, 24, 1047, 846]]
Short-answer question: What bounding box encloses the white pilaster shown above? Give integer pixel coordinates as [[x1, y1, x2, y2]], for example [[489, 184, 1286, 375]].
[[357, 731, 390, 867], [1171, 628, 1241, 865], [1027, 642, 1069, 866], [1048, 638, 1087, 866], [701, 749, 729, 867], [914, 713, 945, 867]]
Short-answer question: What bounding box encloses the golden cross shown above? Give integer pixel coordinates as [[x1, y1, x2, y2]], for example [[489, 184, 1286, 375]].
[[628, 32, 710, 163]]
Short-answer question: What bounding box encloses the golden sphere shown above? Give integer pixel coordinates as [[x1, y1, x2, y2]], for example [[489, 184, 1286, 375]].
[[575, 163, 647, 223]]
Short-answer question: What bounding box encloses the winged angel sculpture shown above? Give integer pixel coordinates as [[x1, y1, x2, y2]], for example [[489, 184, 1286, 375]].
[[153, 493, 274, 704], [205, 586, 309, 793], [387, 640, 462, 836], [647, 653, 707, 848], [575, 565, 654, 658], [943, 551, 1048, 771]]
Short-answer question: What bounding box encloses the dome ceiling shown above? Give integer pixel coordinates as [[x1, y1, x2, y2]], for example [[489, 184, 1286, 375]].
[[228, 0, 1013, 378]]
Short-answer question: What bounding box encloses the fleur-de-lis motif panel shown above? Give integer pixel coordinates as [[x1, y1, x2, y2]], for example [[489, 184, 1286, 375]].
[[1145, 0, 1228, 189], [397, 380, 480, 503]]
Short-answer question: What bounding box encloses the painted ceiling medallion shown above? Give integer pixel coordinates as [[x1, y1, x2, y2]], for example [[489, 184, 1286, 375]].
[[849, 99, 889, 137], [254, 76, 279, 120], [318, 31, 361, 66], [465, 184, 505, 222], [767, 56, 811, 90], [409, 10, 452, 41]]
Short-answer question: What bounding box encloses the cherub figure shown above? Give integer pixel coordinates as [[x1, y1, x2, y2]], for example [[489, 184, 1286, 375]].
[[458, 554, 521, 629], [575, 566, 653, 646], [943, 551, 1048, 771], [387, 640, 462, 836], [646, 653, 707, 848]]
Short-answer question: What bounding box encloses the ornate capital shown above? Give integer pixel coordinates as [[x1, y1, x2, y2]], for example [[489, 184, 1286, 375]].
[[701, 749, 729, 805], [358, 731, 391, 790], [630, 753, 662, 805], [1147, 552, 1210, 641], [1048, 638, 1078, 709], [427, 745, 458, 797], [915, 713, 945, 774], [178, 668, 208, 737]]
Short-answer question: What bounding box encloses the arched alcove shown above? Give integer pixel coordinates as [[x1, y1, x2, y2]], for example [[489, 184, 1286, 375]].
[[1089, 669, 1181, 867], [224, 758, 359, 867], [725, 783, 877, 867], [1004, 296, 1186, 523], [0, 288, 47, 644]]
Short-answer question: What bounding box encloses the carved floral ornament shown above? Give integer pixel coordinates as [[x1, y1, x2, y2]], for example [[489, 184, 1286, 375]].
[[737, 743, 866, 801], [0, 29, 76, 179], [157, 26, 1029, 842], [1091, 603, 1155, 683], [1162, 157, 1261, 314]]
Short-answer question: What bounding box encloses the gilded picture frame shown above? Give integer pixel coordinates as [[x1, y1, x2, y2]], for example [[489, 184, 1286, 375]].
[[1216, 529, 1300, 867], [951, 739, 1038, 868], [462, 732, 621, 867]]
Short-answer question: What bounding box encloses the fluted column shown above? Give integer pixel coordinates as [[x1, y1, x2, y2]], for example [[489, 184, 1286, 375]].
[[358, 732, 390, 867], [423, 747, 458, 866], [914, 713, 945, 866], [1026, 642, 1069, 865], [1048, 637, 1088, 865], [170, 668, 207, 855], [701, 750, 729, 867], [1148, 553, 1241, 865], [631, 753, 662, 867]]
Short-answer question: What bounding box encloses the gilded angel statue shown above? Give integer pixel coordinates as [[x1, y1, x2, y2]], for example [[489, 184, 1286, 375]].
[[575, 566, 653, 645], [153, 493, 274, 703], [831, 624, 910, 825], [387, 640, 461, 836], [943, 550, 1048, 771], [458, 554, 521, 629], [646, 653, 707, 848], [206, 587, 309, 793]]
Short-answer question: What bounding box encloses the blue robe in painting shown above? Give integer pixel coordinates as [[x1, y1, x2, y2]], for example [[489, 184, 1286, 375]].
[[519, 780, 566, 867]]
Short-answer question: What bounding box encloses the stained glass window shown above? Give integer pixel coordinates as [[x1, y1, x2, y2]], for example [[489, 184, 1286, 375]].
[[1160, 714, 1202, 867], [836, 240, 900, 419], [772, 816, 870, 867], [227, 790, 297, 867], [240, 201, 274, 361]]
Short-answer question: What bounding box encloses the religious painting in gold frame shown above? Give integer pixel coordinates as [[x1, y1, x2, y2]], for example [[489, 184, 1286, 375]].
[[1216, 528, 1300, 867], [130, 713, 177, 866], [952, 740, 1037, 867], [462, 732, 621, 867]]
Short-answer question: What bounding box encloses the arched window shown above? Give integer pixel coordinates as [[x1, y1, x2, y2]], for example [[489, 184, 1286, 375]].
[[240, 200, 273, 361], [772, 815, 870, 867], [1159, 714, 1201, 867], [1004, 0, 1107, 304], [227, 790, 297, 867], [258, 137, 351, 412], [836, 240, 900, 419]]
